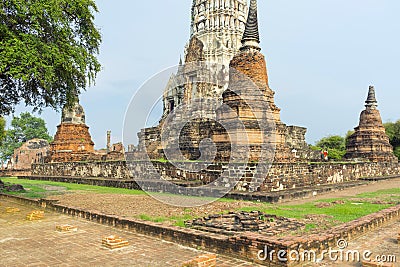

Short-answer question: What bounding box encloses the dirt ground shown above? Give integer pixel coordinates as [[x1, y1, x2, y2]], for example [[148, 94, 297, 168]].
[[47, 193, 264, 222], [45, 178, 400, 225]]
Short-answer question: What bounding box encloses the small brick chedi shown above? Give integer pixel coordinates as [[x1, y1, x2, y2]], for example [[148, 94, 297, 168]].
[[47, 101, 95, 163], [345, 86, 398, 163]]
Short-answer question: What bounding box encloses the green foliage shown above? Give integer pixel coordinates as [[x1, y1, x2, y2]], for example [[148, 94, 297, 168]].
[[345, 130, 355, 146], [0, 0, 101, 116], [314, 135, 347, 160], [316, 135, 346, 150], [0, 117, 5, 144], [309, 145, 321, 151], [326, 148, 346, 161], [384, 120, 400, 160], [394, 147, 400, 160], [0, 112, 53, 161]]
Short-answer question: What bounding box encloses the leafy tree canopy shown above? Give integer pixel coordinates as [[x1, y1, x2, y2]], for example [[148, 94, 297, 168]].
[[312, 135, 347, 161], [0, 112, 53, 162], [0, 117, 5, 144], [0, 0, 101, 116], [316, 135, 346, 151], [384, 120, 400, 159]]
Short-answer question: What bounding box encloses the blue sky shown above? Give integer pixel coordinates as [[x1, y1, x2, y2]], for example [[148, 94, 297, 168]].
[[7, 0, 400, 149]]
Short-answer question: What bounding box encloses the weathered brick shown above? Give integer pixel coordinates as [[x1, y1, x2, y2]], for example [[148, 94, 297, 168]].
[[182, 254, 217, 267]]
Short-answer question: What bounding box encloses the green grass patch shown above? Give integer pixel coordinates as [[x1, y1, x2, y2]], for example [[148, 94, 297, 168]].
[[305, 223, 318, 232], [1, 177, 145, 198], [4, 184, 47, 199], [238, 201, 391, 223], [356, 188, 400, 199], [138, 213, 193, 227]]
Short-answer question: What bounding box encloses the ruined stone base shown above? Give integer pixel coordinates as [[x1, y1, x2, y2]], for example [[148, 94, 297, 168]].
[[26, 210, 44, 221], [56, 224, 78, 233], [182, 254, 217, 267], [102, 235, 129, 249], [186, 211, 304, 236]]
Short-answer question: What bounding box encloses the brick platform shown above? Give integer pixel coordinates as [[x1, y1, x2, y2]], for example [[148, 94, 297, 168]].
[[26, 210, 44, 221], [102, 235, 130, 249], [0, 197, 259, 267], [6, 207, 20, 213], [2, 193, 399, 266], [182, 254, 217, 267]]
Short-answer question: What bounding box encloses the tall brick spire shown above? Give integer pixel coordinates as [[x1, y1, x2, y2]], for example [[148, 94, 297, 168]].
[[365, 85, 378, 110], [241, 0, 261, 51]]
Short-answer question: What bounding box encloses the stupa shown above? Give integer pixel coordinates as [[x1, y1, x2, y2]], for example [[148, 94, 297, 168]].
[[345, 86, 397, 162]]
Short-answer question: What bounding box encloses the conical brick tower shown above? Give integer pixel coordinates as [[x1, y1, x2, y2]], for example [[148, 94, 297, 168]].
[[213, 0, 294, 163], [48, 101, 95, 162], [345, 86, 397, 163]]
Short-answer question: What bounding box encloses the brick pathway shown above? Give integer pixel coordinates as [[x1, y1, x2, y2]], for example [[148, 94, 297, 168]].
[[1, 197, 399, 267], [0, 198, 260, 267], [307, 220, 400, 267]]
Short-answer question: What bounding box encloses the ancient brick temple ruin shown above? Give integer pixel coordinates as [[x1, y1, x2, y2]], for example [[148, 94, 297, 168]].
[[46, 102, 126, 163], [47, 101, 95, 162], [31, 1, 399, 197], [10, 139, 49, 170], [134, 0, 317, 163], [345, 86, 398, 162], [213, 0, 300, 163]]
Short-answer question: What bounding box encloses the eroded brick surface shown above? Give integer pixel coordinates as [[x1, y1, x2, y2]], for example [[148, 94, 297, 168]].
[[345, 86, 398, 163], [0, 198, 259, 267]]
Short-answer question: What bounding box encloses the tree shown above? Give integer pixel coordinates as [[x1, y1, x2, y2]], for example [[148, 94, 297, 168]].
[[313, 135, 347, 161], [0, 112, 53, 162], [0, 117, 5, 145], [345, 130, 355, 147], [384, 120, 400, 160], [0, 0, 101, 116]]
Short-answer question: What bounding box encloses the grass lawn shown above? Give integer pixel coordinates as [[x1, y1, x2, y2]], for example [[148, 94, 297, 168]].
[[0, 177, 145, 198], [239, 200, 391, 223], [141, 192, 399, 229]]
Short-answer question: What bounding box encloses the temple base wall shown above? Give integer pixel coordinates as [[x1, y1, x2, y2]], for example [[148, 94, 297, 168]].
[[31, 161, 400, 193]]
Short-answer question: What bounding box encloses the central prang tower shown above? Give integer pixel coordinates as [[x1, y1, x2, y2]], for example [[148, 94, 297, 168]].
[[162, 0, 248, 119], [190, 0, 248, 66], [134, 0, 317, 163]]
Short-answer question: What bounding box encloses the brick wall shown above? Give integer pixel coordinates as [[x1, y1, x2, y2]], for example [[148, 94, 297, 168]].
[[31, 161, 400, 193]]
